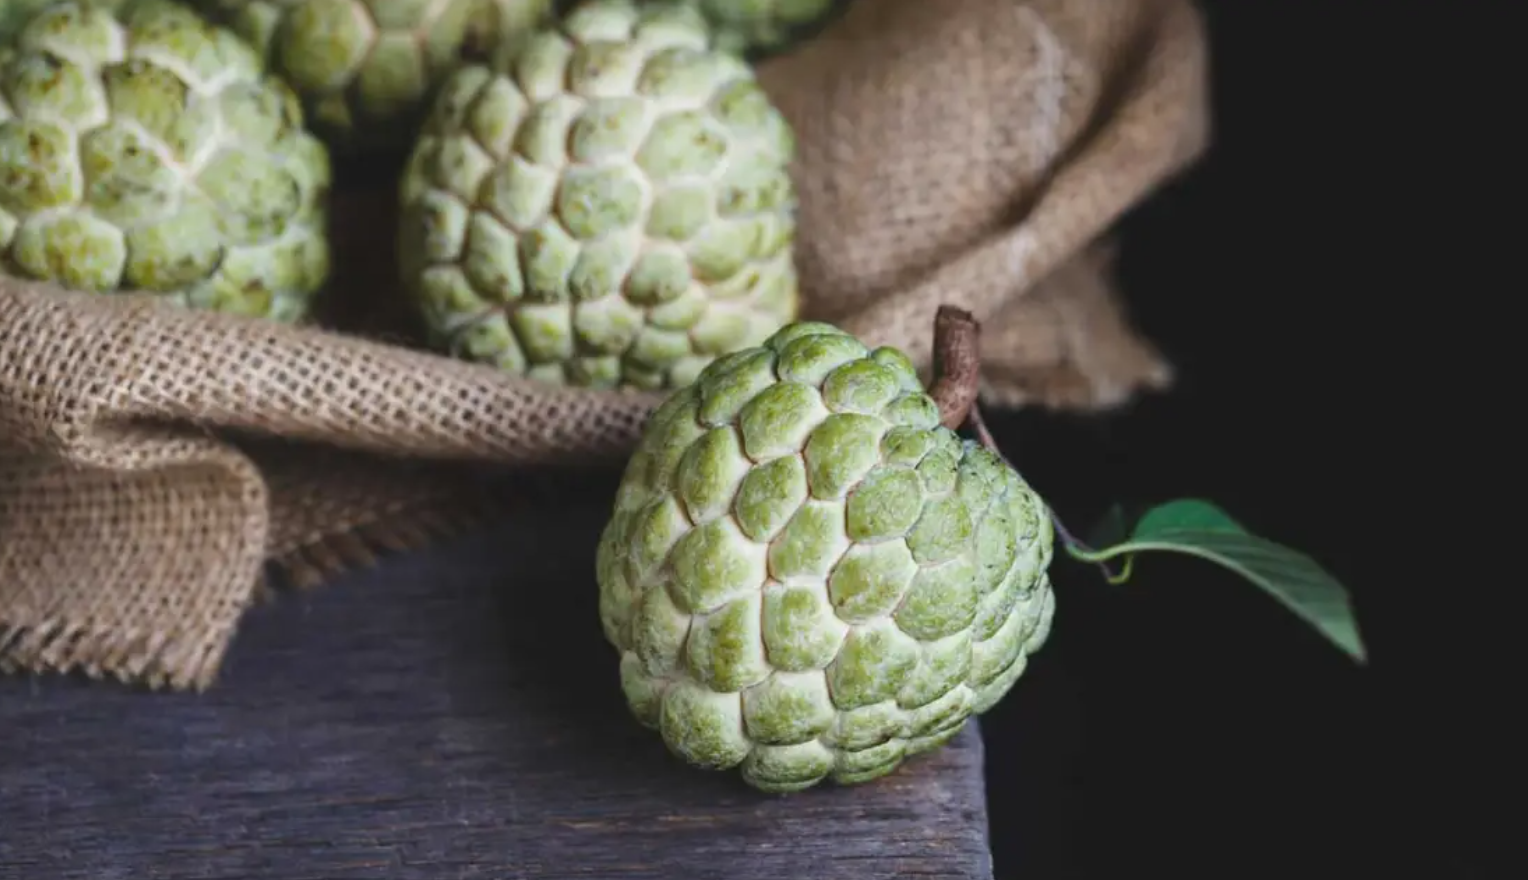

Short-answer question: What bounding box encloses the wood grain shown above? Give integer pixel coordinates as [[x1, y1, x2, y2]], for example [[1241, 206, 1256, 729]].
[[0, 479, 995, 880]]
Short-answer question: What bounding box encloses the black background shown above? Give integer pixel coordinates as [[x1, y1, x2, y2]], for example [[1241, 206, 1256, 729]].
[[977, 3, 1491, 878]]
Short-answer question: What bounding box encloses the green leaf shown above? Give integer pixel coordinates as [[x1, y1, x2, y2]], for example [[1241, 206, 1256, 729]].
[[1063, 499, 1367, 664], [1132, 497, 1246, 535]]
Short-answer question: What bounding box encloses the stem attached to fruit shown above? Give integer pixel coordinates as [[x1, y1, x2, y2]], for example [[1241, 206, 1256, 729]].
[[927, 305, 1123, 581], [929, 305, 982, 431]]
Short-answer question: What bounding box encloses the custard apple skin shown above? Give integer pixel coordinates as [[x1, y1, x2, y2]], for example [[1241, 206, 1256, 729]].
[[665, 0, 841, 57], [0, 0, 66, 39], [0, 0, 332, 322], [595, 322, 1057, 793], [189, 0, 553, 153], [396, 0, 799, 391]]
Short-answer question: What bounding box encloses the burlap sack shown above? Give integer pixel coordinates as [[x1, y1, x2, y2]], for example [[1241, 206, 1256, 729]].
[[0, 0, 1210, 691]]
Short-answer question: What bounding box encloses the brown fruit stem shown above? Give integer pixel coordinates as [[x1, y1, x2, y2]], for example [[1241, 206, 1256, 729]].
[[927, 305, 1106, 569], [930, 305, 982, 431], [927, 305, 1005, 459]]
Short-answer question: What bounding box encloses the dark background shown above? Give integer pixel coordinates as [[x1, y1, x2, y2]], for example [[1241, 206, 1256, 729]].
[[977, 3, 1490, 878]]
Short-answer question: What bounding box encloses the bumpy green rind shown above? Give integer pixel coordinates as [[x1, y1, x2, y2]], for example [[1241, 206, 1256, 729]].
[[664, 0, 841, 57], [189, 0, 553, 154], [396, 0, 800, 390], [0, 0, 332, 322], [595, 322, 1056, 792], [0, 0, 71, 39]]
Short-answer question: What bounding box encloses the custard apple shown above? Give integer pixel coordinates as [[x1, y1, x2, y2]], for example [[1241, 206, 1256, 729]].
[[189, 0, 554, 153], [396, 0, 799, 390], [664, 0, 842, 57], [0, 0, 332, 321], [594, 322, 1057, 792], [0, 0, 66, 39]]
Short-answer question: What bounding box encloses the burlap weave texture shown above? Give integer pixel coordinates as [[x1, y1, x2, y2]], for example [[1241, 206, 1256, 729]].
[[0, 0, 1210, 690]]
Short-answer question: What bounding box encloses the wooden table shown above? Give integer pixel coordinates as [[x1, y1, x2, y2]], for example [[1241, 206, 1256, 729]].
[[0, 482, 996, 879]]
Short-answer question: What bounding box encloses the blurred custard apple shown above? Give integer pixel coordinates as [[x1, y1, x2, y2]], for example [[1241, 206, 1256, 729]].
[[190, 0, 554, 152], [0, 0, 70, 40], [396, 0, 799, 390], [663, 0, 841, 57], [595, 322, 1057, 792], [0, 0, 332, 322]]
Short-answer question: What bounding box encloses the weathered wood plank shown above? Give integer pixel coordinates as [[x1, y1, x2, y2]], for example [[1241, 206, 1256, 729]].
[[0, 483, 995, 879]]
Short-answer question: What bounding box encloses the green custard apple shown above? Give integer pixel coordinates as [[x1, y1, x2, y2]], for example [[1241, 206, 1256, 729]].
[[669, 0, 842, 57], [555, 0, 844, 57], [0, 0, 69, 39], [191, 0, 555, 153], [0, 0, 332, 322], [396, 0, 800, 390], [595, 321, 1057, 792]]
